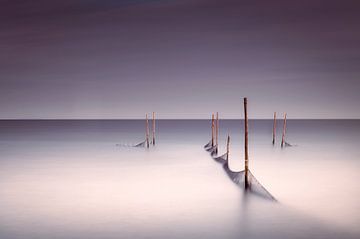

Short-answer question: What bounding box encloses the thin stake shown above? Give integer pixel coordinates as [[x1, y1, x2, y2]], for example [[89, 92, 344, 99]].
[[216, 112, 219, 153], [211, 113, 215, 147], [281, 113, 287, 147], [146, 114, 150, 148], [244, 98, 249, 189], [226, 134, 230, 161], [272, 112, 277, 145], [152, 112, 155, 145]]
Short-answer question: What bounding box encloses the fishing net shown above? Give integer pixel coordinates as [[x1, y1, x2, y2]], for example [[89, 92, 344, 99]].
[[205, 140, 227, 163], [284, 141, 294, 147], [222, 162, 276, 201], [135, 140, 147, 147], [204, 138, 276, 201], [206, 145, 219, 157], [223, 162, 245, 184], [282, 141, 295, 147], [206, 146, 216, 153], [210, 146, 218, 156], [204, 139, 219, 155], [116, 140, 147, 147], [247, 170, 277, 201], [204, 140, 212, 149], [213, 153, 227, 164]]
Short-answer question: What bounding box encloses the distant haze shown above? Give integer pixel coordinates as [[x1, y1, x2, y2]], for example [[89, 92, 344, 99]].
[[1, 0, 360, 119]]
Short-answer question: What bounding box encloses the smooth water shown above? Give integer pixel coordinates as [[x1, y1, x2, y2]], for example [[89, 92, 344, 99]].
[[0, 120, 359, 239]]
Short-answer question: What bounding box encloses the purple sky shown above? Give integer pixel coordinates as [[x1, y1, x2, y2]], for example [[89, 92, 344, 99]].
[[1, 0, 360, 119]]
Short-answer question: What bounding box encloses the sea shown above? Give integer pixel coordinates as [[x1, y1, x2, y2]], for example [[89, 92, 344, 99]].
[[0, 119, 359, 239]]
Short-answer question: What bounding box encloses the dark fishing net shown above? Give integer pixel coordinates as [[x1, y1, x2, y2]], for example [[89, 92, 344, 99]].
[[204, 140, 212, 149], [135, 140, 147, 147], [223, 162, 245, 184], [206, 145, 215, 152], [247, 170, 277, 201], [205, 140, 226, 163], [204, 140, 218, 154], [222, 162, 277, 201], [116, 140, 147, 147], [213, 153, 227, 164], [210, 146, 218, 156], [282, 141, 296, 147], [285, 141, 294, 147], [206, 145, 219, 158], [204, 140, 276, 201]]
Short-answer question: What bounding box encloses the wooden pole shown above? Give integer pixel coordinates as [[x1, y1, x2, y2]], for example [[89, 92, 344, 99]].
[[226, 134, 230, 161], [244, 98, 249, 189], [281, 113, 287, 147], [216, 112, 219, 152], [211, 113, 215, 147], [152, 112, 155, 145], [146, 114, 150, 148], [272, 112, 277, 145]]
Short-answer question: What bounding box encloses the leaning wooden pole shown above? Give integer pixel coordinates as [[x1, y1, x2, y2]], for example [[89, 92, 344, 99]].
[[226, 134, 230, 161], [244, 98, 249, 189], [211, 113, 215, 147], [281, 113, 287, 147], [272, 112, 277, 145], [146, 114, 150, 148], [152, 112, 155, 145]]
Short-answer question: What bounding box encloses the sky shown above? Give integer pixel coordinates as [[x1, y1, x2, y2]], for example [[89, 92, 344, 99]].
[[1, 0, 360, 119]]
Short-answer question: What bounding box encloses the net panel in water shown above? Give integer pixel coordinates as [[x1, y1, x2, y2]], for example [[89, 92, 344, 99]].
[[116, 140, 147, 147]]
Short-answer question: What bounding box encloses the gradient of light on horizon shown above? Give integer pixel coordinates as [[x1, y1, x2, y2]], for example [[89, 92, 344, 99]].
[[1, 0, 359, 119]]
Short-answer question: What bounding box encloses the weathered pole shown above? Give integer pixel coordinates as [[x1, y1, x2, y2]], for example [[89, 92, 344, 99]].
[[281, 113, 287, 147], [226, 134, 230, 161], [272, 112, 277, 145], [146, 114, 150, 148], [216, 112, 219, 153], [152, 112, 155, 145], [244, 98, 249, 189], [211, 113, 215, 147]]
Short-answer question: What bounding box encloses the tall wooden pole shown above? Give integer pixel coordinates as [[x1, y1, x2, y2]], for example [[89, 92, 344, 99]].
[[226, 134, 230, 161], [281, 113, 287, 147], [244, 98, 249, 189], [216, 112, 219, 152], [272, 112, 277, 145], [152, 112, 155, 145], [211, 113, 215, 147], [146, 114, 150, 148]]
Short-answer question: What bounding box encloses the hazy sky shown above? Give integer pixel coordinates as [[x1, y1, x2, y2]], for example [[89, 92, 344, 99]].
[[1, 0, 360, 119]]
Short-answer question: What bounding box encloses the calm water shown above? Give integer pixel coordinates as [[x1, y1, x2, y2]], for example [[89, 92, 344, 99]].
[[0, 120, 359, 239]]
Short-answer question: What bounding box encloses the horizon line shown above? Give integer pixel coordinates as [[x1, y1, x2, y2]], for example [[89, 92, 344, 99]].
[[0, 118, 359, 120]]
